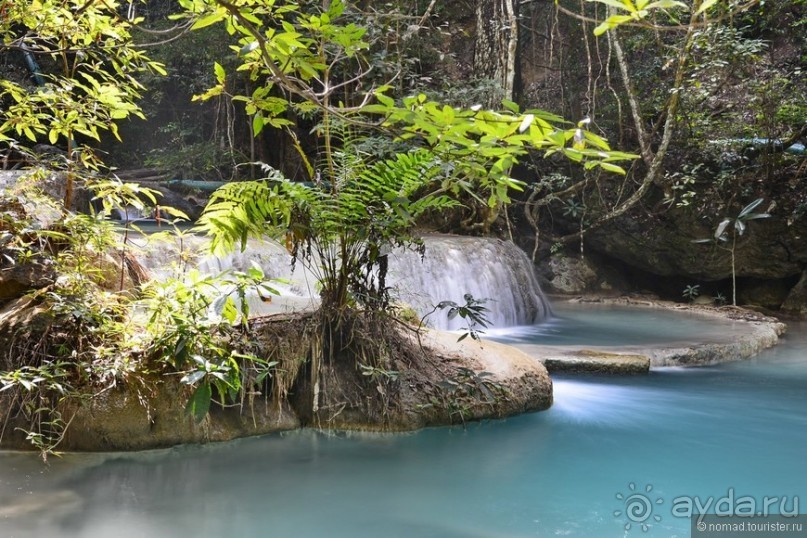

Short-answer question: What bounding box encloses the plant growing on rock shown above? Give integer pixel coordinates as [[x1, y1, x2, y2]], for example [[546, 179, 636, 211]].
[[137, 263, 281, 422], [0, 0, 165, 208], [694, 198, 771, 306], [174, 0, 634, 419], [0, 185, 138, 457], [422, 294, 492, 342], [682, 284, 700, 303]]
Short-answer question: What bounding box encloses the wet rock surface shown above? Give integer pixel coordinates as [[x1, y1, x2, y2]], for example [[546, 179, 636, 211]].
[[543, 296, 786, 369], [543, 350, 650, 374]]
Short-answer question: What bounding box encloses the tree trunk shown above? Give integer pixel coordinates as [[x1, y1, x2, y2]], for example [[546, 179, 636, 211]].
[[473, 0, 519, 104]]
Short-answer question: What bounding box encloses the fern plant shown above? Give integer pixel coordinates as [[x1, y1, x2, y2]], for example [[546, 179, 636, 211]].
[[197, 144, 457, 314]]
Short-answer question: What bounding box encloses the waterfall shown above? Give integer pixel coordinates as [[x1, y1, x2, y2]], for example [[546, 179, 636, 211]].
[[112, 206, 148, 221], [387, 235, 550, 330], [136, 234, 550, 329]]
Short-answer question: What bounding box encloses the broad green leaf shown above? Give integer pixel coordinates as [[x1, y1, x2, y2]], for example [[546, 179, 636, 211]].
[[594, 14, 634, 36], [375, 90, 394, 107], [695, 0, 718, 15], [185, 382, 212, 423], [149, 62, 167, 76], [191, 12, 225, 30], [598, 162, 627, 174], [501, 100, 520, 113], [220, 296, 238, 324], [252, 114, 265, 136], [214, 62, 226, 84]]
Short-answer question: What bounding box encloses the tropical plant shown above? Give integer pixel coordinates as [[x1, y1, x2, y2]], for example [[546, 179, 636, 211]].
[[422, 294, 492, 342], [0, 0, 165, 208], [682, 284, 700, 303], [138, 263, 281, 422], [694, 198, 771, 306], [174, 0, 637, 385], [198, 144, 456, 312]]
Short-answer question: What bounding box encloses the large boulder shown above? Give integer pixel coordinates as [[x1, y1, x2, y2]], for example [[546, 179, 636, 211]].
[[305, 328, 554, 431], [782, 270, 807, 317], [541, 254, 599, 293], [587, 208, 805, 280], [579, 204, 807, 313], [0, 260, 56, 301]]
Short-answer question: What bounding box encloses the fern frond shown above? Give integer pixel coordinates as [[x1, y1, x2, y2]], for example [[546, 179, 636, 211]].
[[196, 172, 318, 255]]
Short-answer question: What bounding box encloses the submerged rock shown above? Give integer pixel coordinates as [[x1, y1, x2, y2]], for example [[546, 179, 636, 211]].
[[62, 381, 301, 451], [544, 350, 650, 374]]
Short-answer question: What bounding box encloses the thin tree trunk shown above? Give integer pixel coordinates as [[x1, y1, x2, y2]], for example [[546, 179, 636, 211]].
[[473, 0, 519, 104], [731, 233, 737, 306], [534, 6, 700, 245]]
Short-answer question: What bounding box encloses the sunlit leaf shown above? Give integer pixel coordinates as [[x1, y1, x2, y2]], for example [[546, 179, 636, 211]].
[[695, 0, 718, 16], [191, 12, 225, 30]]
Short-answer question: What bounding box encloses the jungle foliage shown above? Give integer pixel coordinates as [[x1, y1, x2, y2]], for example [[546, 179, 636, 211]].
[[0, 0, 803, 454]]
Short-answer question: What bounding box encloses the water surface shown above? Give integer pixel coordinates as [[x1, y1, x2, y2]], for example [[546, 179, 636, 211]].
[[1, 309, 805, 537]]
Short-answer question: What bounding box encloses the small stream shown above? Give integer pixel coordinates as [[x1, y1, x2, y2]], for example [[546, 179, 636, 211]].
[[1, 307, 805, 537]]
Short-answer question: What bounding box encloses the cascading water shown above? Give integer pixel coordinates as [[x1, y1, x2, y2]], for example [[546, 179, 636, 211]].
[[134, 236, 321, 316], [112, 205, 148, 221], [135, 233, 550, 330], [387, 235, 551, 330]]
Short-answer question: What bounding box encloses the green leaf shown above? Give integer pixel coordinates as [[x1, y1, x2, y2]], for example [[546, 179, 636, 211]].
[[644, 0, 687, 9], [149, 62, 167, 76], [598, 162, 627, 175], [220, 295, 238, 324], [738, 198, 764, 218], [191, 12, 225, 31], [695, 0, 718, 16], [501, 100, 520, 113], [214, 62, 226, 84], [185, 382, 212, 423], [593, 14, 634, 35], [376, 94, 394, 108], [252, 114, 265, 136]]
